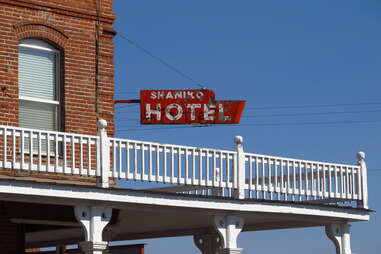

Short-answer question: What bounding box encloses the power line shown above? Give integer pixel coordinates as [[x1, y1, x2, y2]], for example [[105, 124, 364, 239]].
[[246, 102, 381, 111], [117, 33, 205, 89], [114, 109, 381, 121], [239, 119, 381, 127], [116, 125, 210, 132], [115, 119, 381, 132], [115, 104, 139, 109], [243, 109, 381, 118]]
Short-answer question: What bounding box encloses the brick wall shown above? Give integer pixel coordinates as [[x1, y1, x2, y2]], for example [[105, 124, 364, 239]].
[[0, 0, 115, 136]]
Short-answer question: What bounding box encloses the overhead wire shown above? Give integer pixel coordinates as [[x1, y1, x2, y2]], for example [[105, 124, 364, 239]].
[[117, 33, 206, 89], [245, 102, 381, 111], [114, 108, 381, 121], [115, 119, 381, 132], [242, 109, 381, 118]]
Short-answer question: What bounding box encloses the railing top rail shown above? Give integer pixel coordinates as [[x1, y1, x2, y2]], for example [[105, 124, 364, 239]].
[[0, 125, 100, 139], [109, 137, 236, 154], [245, 152, 359, 168]]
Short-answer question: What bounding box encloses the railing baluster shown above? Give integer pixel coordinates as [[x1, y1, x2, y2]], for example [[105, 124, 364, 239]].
[[28, 131, 33, 171], [170, 146, 174, 184], [111, 140, 119, 179], [351, 166, 355, 200], [305, 163, 308, 200], [148, 144, 153, 182], [213, 151, 217, 187], [291, 161, 296, 201], [38, 132, 42, 172], [261, 157, 265, 198], [226, 152, 230, 188], [280, 159, 284, 199], [199, 149, 203, 186], [316, 164, 320, 199], [255, 156, 259, 196], [63, 134, 67, 174], [79, 136, 83, 175], [185, 148, 189, 185], [322, 164, 326, 198], [219, 152, 223, 188], [334, 165, 339, 199], [156, 144, 160, 182], [12, 129, 16, 169], [205, 149, 210, 186], [21, 130, 25, 170], [133, 143, 138, 180], [87, 137, 91, 176], [3, 127, 6, 168], [192, 148, 196, 185], [46, 133, 50, 172], [328, 164, 332, 198], [141, 143, 145, 181], [55, 133, 59, 173], [340, 166, 344, 199], [163, 146, 167, 182], [249, 156, 253, 198], [126, 141, 130, 179], [297, 162, 301, 201], [178, 147, 181, 184], [275, 159, 278, 200], [111, 140, 115, 178], [268, 158, 272, 200], [310, 163, 314, 199], [71, 136, 75, 174], [345, 166, 349, 200], [285, 160, 290, 201]]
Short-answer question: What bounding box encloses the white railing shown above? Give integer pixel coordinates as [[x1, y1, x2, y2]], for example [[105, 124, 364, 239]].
[[244, 154, 362, 202], [0, 125, 99, 177], [0, 121, 369, 208], [109, 137, 236, 189]]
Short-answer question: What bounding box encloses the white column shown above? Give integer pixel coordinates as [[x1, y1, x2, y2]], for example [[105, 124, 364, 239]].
[[357, 151, 368, 209], [233, 136, 245, 199], [325, 223, 352, 254], [75, 206, 112, 254], [97, 119, 110, 188], [214, 215, 244, 254], [193, 233, 222, 254]]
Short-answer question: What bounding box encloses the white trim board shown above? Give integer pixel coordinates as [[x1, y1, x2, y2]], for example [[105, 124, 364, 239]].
[[0, 179, 370, 222]]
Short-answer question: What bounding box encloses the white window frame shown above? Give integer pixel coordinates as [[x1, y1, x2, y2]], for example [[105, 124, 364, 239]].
[[18, 39, 61, 131]]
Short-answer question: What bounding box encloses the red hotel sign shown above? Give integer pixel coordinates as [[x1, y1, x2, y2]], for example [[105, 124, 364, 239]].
[[140, 89, 246, 124]]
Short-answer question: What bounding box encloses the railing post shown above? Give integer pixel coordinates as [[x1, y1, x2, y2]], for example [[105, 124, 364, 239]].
[[97, 119, 109, 188], [357, 151, 368, 209], [233, 136, 245, 199]]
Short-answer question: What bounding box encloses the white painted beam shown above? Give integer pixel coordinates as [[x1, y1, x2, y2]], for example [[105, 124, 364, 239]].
[[0, 180, 370, 222]]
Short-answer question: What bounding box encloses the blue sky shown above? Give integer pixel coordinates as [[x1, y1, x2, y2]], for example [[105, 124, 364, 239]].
[[112, 1, 381, 253]]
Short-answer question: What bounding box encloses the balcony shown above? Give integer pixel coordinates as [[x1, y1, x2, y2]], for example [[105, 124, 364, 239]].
[[0, 120, 368, 209], [0, 120, 371, 254]]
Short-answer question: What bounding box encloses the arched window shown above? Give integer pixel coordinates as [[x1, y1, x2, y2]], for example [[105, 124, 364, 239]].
[[18, 39, 61, 131]]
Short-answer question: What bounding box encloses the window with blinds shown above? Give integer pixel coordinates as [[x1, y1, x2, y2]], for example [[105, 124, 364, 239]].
[[18, 39, 61, 154]]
